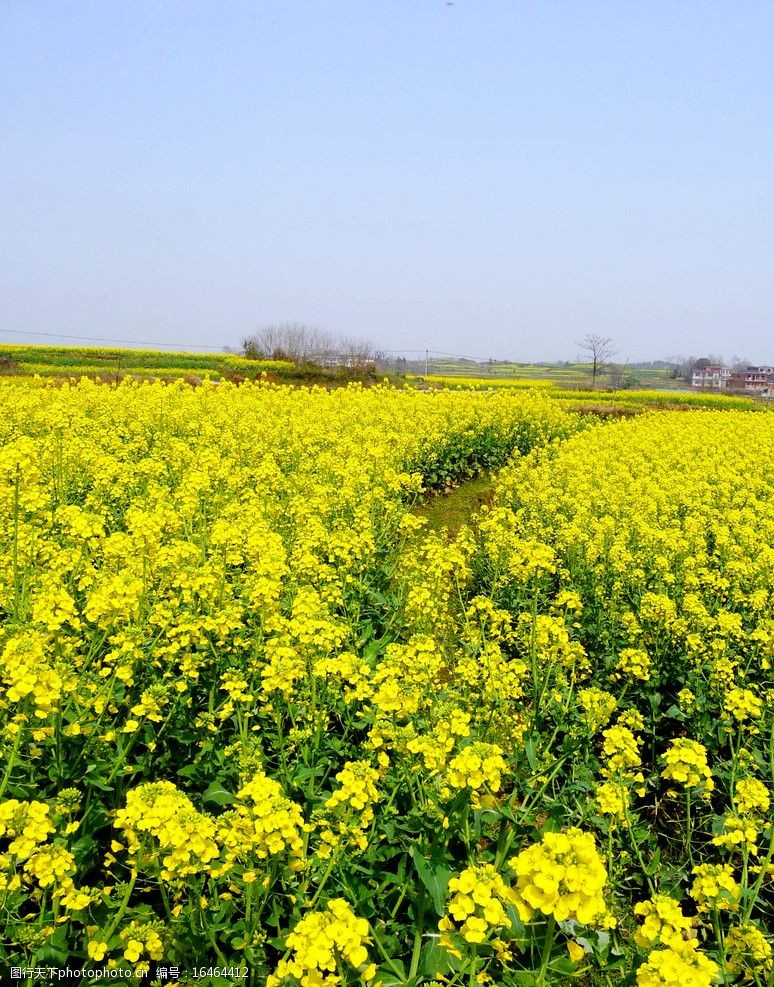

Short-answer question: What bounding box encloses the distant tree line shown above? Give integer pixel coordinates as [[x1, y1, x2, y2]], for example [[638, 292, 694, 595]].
[[245, 325, 760, 390], [243, 323, 382, 373]]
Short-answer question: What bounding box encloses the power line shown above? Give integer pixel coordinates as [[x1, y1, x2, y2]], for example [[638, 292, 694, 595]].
[[430, 349, 492, 362], [2, 332, 505, 365], [0, 328, 229, 351], [382, 348, 494, 362]]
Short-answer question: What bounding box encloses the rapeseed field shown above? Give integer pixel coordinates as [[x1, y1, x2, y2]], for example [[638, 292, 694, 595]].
[[0, 378, 772, 986]]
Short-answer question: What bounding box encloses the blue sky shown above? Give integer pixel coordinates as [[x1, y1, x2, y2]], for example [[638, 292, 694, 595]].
[[1, 1, 772, 362]]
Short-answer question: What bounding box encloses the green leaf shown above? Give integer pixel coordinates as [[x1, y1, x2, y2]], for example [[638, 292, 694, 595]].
[[644, 847, 661, 875], [34, 925, 69, 965], [373, 960, 408, 987], [409, 846, 451, 917], [552, 956, 579, 976], [83, 765, 114, 792], [176, 764, 200, 778], [418, 938, 455, 977], [510, 972, 542, 986], [202, 781, 234, 807], [595, 930, 611, 952]]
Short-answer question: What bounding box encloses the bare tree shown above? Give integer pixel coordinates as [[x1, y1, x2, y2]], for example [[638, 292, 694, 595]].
[[339, 336, 376, 373], [578, 334, 616, 388], [608, 360, 639, 390], [243, 323, 380, 371], [243, 322, 338, 364]]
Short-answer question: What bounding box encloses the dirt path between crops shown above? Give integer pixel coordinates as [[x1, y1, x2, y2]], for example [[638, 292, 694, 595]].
[[410, 407, 642, 539], [412, 473, 495, 538]]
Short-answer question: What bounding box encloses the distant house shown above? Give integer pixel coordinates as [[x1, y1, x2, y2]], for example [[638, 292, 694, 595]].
[[692, 366, 730, 389], [728, 367, 770, 392], [316, 353, 376, 370], [339, 355, 376, 369]]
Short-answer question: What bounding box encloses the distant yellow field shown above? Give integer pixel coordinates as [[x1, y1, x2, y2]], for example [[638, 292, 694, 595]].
[[414, 374, 557, 390], [0, 343, 293, 379], [414, 374, 763, 410]]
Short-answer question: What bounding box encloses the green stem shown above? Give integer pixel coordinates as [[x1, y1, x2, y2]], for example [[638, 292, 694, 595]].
[[307, 852, 338, 909], [468, 943, 478, 987], [711, 908, 729, 986], [197, 895, 229, 965], [105, 732, 142, 786], [607, 826, 614, 887], [369, 924, 406, 979], [740, 724, 774, 923], [102, 869, 137, 941], [685, 789, 694, 867], [408, 886, 426, 980], [158, 879, 174, 924], [536, 915, 556, 987], [519, 753, 569, 818], [742, 826, 774, 924], [0, 725, 23, 800], [624, 803, 656, 896]]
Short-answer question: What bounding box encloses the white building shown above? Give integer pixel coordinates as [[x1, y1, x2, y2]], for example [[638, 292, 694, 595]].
[[692, 366, 730, 389]]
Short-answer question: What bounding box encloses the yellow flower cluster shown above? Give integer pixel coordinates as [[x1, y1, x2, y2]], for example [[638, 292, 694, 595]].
[[734, 778, 770, 817], [723, 687, 763, 724], [0, 797, 95, 908], [725, 923, 773, 980], [23, 844, 77, 889], [407, 708, 471, 774], [601, 725, 641, 776], [0, 799, 54, 860], [445, 742, 506, 797], [216, 771, 304, 867], [578, 688, 618, 733], [690, 863, 740, 912], [114, 782, 220, 880], [119, 922, 164, 963], [599, 725, 645, 794], [317, 761, 380, 859], [324, 761, 380, 814], [712, 815, 761, 855], [370, 634, 446, 718], [595, 781, 630, 822], [509, 829, 615, 927], [312, 652, 372, 704], [661, 739, 714, 794], [634, 895, 694, 951], [618, 708, 645, 733], [516, 613, 589, 675], [268, 899, 374, 987], [439, 863, 518, 946], [1, 633, 68, 717], [615, 648, 652, 682], [635, 946, 719, 987]]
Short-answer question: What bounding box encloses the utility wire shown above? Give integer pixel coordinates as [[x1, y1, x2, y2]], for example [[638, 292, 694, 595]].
[[382, 348, 498, 362], [2, 331, 505, 365], [0, 328, 228, 350]]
